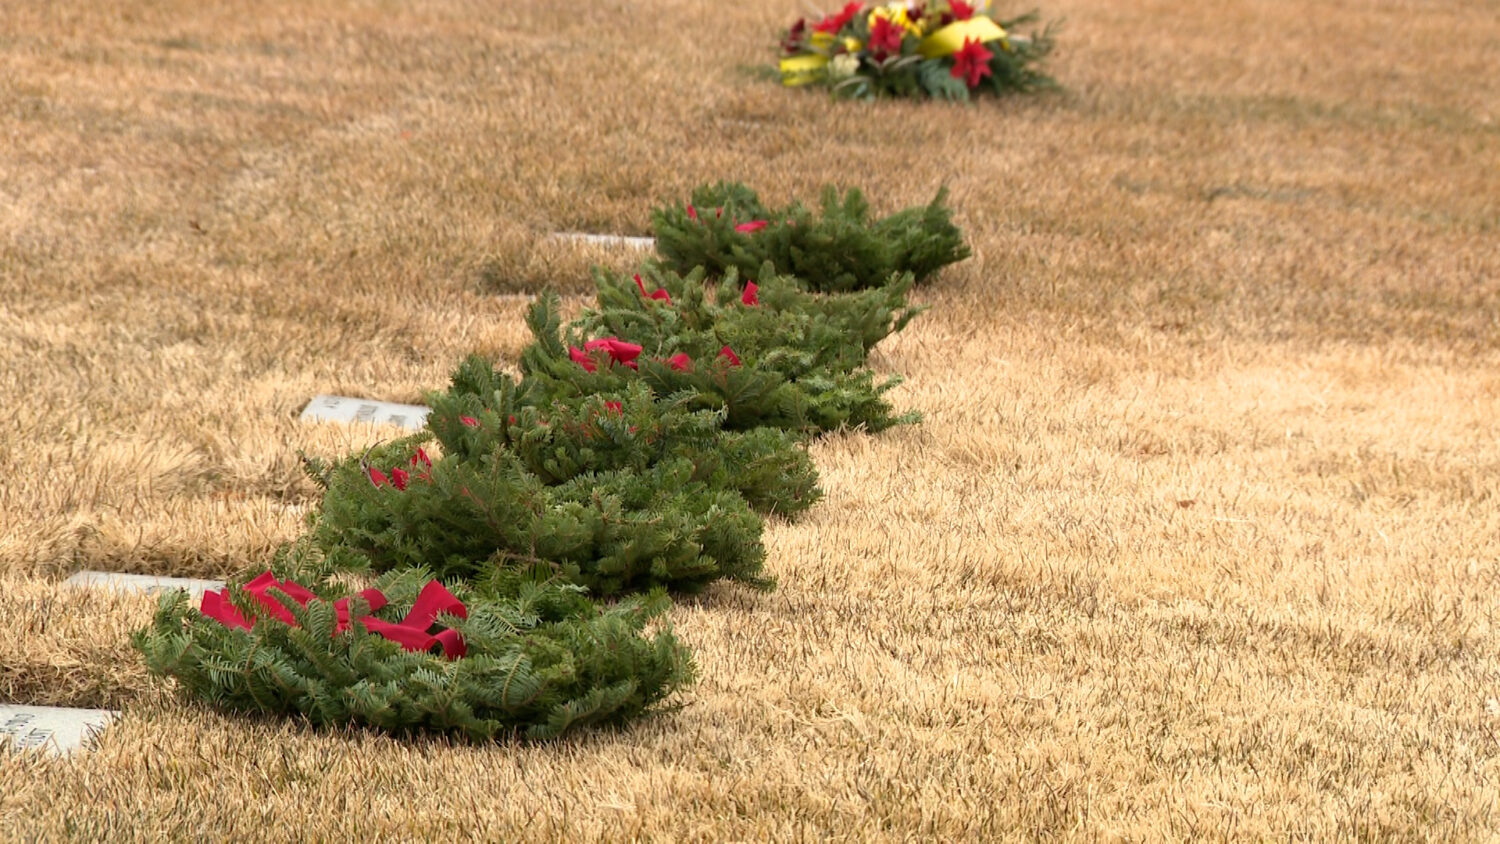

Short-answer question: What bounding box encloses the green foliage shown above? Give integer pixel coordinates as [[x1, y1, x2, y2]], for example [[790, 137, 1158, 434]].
[[308, 401, 777, 596], [651, 183, 969, 293], [870, 20, 1058, 102], [519, 293, 917, 434], [580, 261, 924, 370], [429, 356, 819, 515], [134, 568, 694, 741], [979, 14, 1059, 96], [917, 58, 970, 102]]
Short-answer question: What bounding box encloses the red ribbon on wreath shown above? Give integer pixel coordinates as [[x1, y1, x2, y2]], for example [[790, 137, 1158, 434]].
[[199, 572, 468, 659]]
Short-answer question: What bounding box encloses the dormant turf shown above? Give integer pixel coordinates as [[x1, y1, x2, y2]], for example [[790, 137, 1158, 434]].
[[2, 0, 1498, 838]]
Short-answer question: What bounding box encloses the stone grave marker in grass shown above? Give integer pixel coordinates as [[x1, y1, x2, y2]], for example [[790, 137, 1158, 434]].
[[299, 394, 430, 431], [549, 232, 656, 250], [0, 705, 117, 756], [64, 570, 226, 596]]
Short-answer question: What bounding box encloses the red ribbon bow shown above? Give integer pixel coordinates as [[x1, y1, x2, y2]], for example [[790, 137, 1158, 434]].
[[634, 274, 672, 304], [200, 573, 468, 659], [569, 338, 643, 372]]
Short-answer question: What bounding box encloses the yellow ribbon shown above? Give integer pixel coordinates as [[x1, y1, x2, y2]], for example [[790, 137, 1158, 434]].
[[779, 54, 830, 87], [918, 16, 1008, 58]]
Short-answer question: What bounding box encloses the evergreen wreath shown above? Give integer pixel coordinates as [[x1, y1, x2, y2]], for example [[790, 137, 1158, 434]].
[[579, 261, 925, 371], [651, 182, 969, 293], [429, 357, 821, 517], [135, 567, 692, 741], [303, 377, 802, 595], [519, 293, 916, 434]]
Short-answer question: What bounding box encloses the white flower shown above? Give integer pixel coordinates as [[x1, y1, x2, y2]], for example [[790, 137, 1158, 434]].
[[830, 54, 860, 80]]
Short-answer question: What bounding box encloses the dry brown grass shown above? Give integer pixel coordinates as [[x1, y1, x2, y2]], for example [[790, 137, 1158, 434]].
[[3, 0, 1499, 838]]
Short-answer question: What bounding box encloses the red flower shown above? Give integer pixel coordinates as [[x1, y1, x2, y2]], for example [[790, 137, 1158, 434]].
[[948, 0, 976, 21], [951, 37, 993, 89], [718, 345, 742, 367], [868, 17, 905, 59], [741, 281, 759, 306], [665, 353, 692, 372], [782, 18, 807, 53], [369, 467, 389, 488], [814, 1, 863, 33], [390, 467, 409, 491], [569, 346, 596, 372], [734, 220, 769, 234], [460, 415, 480, 428], [634, 273, 671, 304]]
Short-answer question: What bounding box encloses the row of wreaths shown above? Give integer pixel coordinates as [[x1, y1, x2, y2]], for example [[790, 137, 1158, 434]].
[[135, 181, 972, 741]]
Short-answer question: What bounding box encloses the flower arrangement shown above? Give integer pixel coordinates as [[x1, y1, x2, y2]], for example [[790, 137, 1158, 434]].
[[778, 1, 1055, 100]]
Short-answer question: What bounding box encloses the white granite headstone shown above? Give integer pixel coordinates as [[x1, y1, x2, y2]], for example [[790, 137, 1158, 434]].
[[550, 232, 656, 250], [64, 571, 225, 596], [0, 705, 117, 755], [299, 395, 430, 430]]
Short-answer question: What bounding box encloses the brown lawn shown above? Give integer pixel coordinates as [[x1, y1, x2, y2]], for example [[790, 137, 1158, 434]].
[[2, 0, 1499, 839]]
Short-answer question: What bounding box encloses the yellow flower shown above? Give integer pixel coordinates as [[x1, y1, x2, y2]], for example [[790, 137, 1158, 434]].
[[844, 37, 863, 53], [810, 30, 836, 50]]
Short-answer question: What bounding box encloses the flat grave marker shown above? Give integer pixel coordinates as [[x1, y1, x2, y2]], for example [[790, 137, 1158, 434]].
[[299, 394, 430, 431], [64, 570, 226, 597], [549, 232, 656, 250], [0, 705, 117, 756]]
